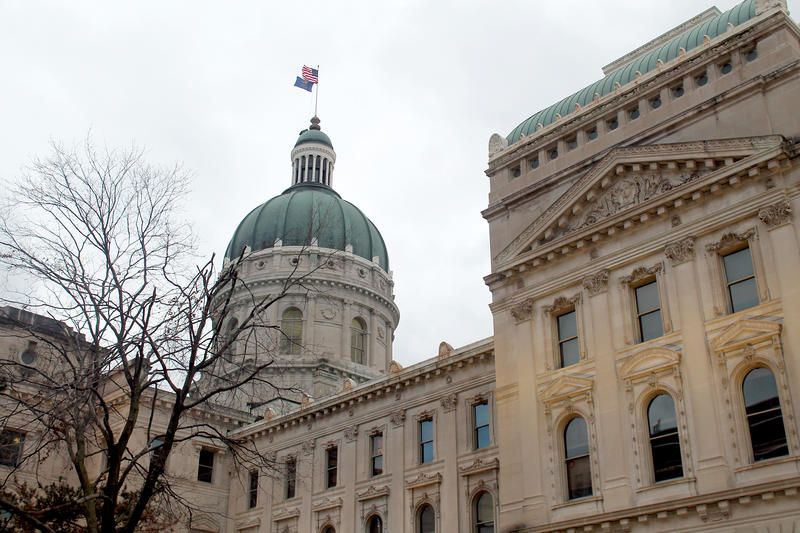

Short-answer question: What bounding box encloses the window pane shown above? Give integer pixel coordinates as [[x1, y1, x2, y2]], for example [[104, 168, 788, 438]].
[[476, 426, 491, 450], [723, 248, 754, 283], [744, 368, 788, 461], [639, 310, 663, 342], [371, 434, 383, 456], [372, 455, 383, 476], [198, 449, 214, 483], [566, 455, 593, 499], [565, 418, 588, 458], [635, 282, 660, 314], [651, 434, 683, 482], [421, 442, 434, 464], [648, 395, 678, 436], [474, 402, 489, 427], [0, 430, 24, 467], [419, 505, 435, 533], [420, 420, 433, 442], [368, 516, 383, 533], [475, 492, 494, 532], [560, 338, 580, 367], [557, 311, 577, 340], [729, 278, 758, 313]]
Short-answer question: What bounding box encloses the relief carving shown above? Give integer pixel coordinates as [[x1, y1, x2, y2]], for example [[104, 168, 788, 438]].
[[758, 199, 793, 229], [582, 270, 609, 296], [664, 237, 695, 266], [510, 298, 534, 322], [343, 426, 358, 442], [706, 228, 756, 252], [440, 394, 458, 412], [389, 410, 406, 427], [620, 263, 662, 285], [543, 294, 581, 315]]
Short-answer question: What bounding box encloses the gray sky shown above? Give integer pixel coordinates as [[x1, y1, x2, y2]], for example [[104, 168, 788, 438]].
[[2, 0, 796, 365]]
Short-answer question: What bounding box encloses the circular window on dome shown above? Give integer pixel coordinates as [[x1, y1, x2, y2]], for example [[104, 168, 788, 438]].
[[20, 341, 37, 365]]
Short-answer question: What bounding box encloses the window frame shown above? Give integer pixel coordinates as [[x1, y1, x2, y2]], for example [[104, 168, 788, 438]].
[[543, 294, 585, 371], [418, 417, 435, 465], [633, 279, 664, 343], [197, 448, 215, 484], [563, 416, 593, 501], [369, 432, 384, 477], [280, 307, 304, 355], [416, 503, 436, 533], [722, 246, 759, 314], [325, 445, 338, 489], [705, 229, 767, 317], [741, 366, 789, 463], [646, 392, 684, 483], [473, 490, 495, 533], [285, 455, 297, 500], [472, 400, 491, 450], [620, 263, 672, 345], [248, 469, 259, 509], [0, 429, 25, 468], [351, 316, 368, 364]]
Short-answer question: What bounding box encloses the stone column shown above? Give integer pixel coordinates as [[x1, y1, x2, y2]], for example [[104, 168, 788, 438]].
[[341, 428, 358, 532], [665, 236, 728, 489], [388, 410, 406, 532], [439, 395, 460, 530]]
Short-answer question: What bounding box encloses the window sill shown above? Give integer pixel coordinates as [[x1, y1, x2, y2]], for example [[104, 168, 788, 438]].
[[551, 494, 602, 510], [734, 453, 799, 473], [635, 476, 696, 493]]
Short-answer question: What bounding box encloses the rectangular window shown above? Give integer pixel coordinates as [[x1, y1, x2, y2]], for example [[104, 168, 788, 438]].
[[285, 457, 296, 499], [197, 448, 215, 483], [473, 401, 490, 450], [0, 430, 25, 467], [326, 447, 338, 488], [370, 433, 384, 476], [557, 310, 579, 367], [723, 247, 758, 313], [635, 281, 663, 342], [248, 470, 258, 508], [419, 419, 434, 464]]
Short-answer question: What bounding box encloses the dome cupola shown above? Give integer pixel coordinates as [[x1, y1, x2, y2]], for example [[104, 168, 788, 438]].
[[290, 116, 336, 187]]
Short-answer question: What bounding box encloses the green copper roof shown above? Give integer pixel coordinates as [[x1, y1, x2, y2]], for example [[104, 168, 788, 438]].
[[295, 129, 333, 149], [506, 0, 756, 144], [225, 182, 389, 270]]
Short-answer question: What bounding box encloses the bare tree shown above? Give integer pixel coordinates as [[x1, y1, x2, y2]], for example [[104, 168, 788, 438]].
[[0, 140, 315, 532]]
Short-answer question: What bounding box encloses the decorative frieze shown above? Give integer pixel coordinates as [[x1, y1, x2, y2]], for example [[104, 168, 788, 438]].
[[620, 263, 663, 285], [705, 228, 756, 253], [510, 298, 534, 323], [582, 270, 610, 296], [758, 199, 793, 229], [664, 237, 695, 266], [543, 294, 581, 315]]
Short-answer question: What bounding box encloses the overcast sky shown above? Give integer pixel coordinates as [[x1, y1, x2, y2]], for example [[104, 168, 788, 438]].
[[2, 0, 797, 366]]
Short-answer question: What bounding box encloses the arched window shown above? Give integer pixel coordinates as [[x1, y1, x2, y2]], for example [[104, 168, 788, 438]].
[[474, 492, 494, 533], [564, 417, 592, 499], [321, 527, 335, 533], [418, 504, 435, 533], [366, 515, 382, 533], [300, 155, 307, 182], [743, 367, 788, 461], [314, 155, 322, 181], [648, 394, 683, 482], [280, 308, 303, 355], [351, 317, 367, 364]]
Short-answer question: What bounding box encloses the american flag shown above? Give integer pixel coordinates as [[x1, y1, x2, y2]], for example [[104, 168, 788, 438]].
[[302, 65, 319, 84]]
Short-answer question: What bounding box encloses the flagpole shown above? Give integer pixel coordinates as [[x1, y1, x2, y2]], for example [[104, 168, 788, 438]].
[[314, 64, 320, 117]]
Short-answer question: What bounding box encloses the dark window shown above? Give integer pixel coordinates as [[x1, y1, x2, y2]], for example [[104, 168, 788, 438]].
[[586, 127, 598, 141], [149, 437, 163, 465], [745, 46, 758, 62], [607, 117, 619, 130], [474, 492, 494, 533], [529, 157, 540, 170], [351, 317, 367, 364], [720, 61, 733, 74], [695, 72, 709, 86], [650, 96, 662, 109], [648, 394, 683, 482], [723, 247, 758, 313], [370, 433, 384, 476], [326, 446, 338, 488], [20, 341, 37, 365], [197, 448, 214, 483], [281, 308, 303, 355], [367, 515, 383, 533], [419, 419, 434, 464], [565, 417, 592, 499], [566, 137, 578, 150], [322, 527, 335, 533], [285, 457, 297, 499], [557, 310, 579, 367], [672, 85, 685, 98], [248, 469, 258, 508], [474, 401, 491, 449], [511, 165, 521, 178], [628, 106, 640, 120], [549, 148, 559, 160], [0, 430, 25, 467], [418, 504, 435, 533], [635, 281, 663, 342], [743, 368, 788, 461]]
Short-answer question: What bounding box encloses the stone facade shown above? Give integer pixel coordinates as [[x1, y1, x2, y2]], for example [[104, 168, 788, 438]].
[[2, 1, 800, 532]]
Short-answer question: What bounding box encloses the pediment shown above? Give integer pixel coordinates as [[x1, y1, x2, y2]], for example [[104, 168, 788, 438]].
[[710, 319, 781, 351], [619, 347, 680, 380], [540, 375, 593, 404], [494, 136, 784, 267]]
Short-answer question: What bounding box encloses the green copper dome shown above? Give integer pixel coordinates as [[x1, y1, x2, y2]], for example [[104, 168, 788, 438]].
[[225, 182, 389, 270], [295, 128, 333, 149]]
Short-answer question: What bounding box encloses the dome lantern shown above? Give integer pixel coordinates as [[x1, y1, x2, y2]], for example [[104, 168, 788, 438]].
[[290, 116, 336, 188]]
